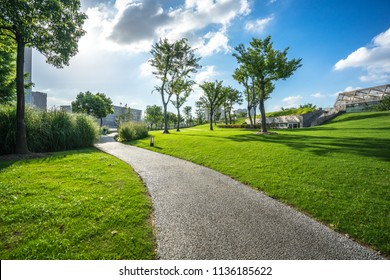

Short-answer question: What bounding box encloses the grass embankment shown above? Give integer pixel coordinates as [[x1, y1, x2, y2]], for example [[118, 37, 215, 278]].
[[131, 111, 390, 255], [0, 149, 155, 259]]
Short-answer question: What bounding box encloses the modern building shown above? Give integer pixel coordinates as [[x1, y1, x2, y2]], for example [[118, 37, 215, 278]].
[[29, 91, 47, 111], [334, 84, 390, 112], [101, 105, 142, 127]]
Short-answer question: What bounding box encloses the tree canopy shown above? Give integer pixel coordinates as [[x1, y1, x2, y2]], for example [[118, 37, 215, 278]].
[[71, 91, 114, 127], [150, 37, 200, 133], [0, 0, 87, 153], [198, 80, 226, 131], [233, 36, 302, 133]]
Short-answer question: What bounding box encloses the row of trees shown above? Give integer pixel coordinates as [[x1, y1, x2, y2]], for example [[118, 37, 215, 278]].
[[149, 36, 302, 134], [145, 104, 196, 130]]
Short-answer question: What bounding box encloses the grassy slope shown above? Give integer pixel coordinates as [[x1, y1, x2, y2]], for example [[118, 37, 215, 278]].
[[0, 149, 155, 260], [131, 111, 390, 255]]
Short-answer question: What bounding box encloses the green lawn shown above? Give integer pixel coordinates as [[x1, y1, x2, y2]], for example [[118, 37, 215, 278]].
[[131, 111, 390, 256], [0, 148, 155, 259]]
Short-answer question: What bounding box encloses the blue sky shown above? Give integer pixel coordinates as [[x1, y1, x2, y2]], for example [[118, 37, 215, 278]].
[[32, 0, 390, 114]]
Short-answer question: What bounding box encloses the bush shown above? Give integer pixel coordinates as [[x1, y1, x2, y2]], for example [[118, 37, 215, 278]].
[[0, 106, 99, 155], [118, 122, 148, 142]]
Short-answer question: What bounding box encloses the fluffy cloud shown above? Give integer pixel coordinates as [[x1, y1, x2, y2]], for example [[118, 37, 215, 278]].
[[282, 95, 302, 108], [245, 15, 274, 34], [89, 0, 251, 55], [334, 27, 390, 82]]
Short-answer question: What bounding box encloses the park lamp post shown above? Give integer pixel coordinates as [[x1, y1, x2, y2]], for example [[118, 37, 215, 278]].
[[150, 136, 154, 147]]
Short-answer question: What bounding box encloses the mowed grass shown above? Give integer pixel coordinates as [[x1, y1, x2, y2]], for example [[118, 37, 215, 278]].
[[0, 148, 155, 259], [131, 111, 390, 255]]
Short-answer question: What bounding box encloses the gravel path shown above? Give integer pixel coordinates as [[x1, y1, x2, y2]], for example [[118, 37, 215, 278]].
[[95, 135, 382, 260]]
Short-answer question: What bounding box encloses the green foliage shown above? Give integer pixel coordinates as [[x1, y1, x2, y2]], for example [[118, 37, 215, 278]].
[[0, 106, 99, 155], [233, 36, 302, 132], [375, 95, 390, 111], [198, 80, 226, 130], [71, 91, 114, 126], [267, 105, 317, 117], [118, 122, 149, 142], [150, 38, 201, 133], [0, 36, 16, 104], [0, 149, 155, 259], [145, 105, 163, 130], [131, 112, 390, 255], [0, 0, 87, 153]]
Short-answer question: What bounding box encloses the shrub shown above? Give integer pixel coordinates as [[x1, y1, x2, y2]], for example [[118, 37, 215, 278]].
[[118, 122, 148, 142], [0, 106, 99, 155]]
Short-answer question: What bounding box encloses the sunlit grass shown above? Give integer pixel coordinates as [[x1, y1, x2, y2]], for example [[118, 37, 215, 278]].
[[130, 111, 390, 256], [0, 148, 155, 260]]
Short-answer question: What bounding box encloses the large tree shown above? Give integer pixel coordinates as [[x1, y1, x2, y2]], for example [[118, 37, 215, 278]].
[[170, 79, 193, 131], [183, 105, 192, 127], [221, 86, 243, 125], [198, 81, 226, 131], [150, 38, 200, 134], [145, 105, 163, 130], [233, 36, 302, 133], [0, 0, 87, 154], [71, 91, 114, 127]]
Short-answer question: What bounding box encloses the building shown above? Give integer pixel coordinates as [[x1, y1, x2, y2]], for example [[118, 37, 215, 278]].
[[29, 91, 47, 111], [334, 84, 390, 112], [101, 106, 142, 127]]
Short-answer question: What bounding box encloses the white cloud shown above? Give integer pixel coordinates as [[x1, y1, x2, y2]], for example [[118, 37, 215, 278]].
[[282, 95, 302, 108], [245, 15, 274, 34], [311, 92, 325, 98], [334, 27, 390, 82], [90, 0, 251, 55]]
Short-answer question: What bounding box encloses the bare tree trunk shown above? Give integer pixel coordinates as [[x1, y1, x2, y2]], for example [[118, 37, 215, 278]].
[[209, 106, 214, 131], [247, 105, 253, 127], [259, 83, 267, 133], [15, 37, 29, 154], [176, 108, 180, 132]]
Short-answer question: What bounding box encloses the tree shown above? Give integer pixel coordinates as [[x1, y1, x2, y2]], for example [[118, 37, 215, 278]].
[[71, 91, 114, 127], [198, 81, 226, 131], [0, 34, 16, 104], [221, 86, 243, 125], [183, 106, 192, 127], [195, 101, 205, 125], [117, 103, 132, 127], [233, 36, 302, 133], [170, 79, 193, 131], [375, 95, 390, 111], [0, 0, 87, 154], [150, 38, 200, 134], [145, 105, 163, 130]]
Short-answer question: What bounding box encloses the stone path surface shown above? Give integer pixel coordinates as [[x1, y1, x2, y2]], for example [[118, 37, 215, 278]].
[[95, 135, 383, 260]]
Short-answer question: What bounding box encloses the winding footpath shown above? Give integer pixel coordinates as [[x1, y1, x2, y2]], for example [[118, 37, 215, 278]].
[[95, 135, 383, 260]]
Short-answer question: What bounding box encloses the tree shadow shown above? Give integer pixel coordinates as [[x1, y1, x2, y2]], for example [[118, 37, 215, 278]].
[[227, 133, 390, 161]]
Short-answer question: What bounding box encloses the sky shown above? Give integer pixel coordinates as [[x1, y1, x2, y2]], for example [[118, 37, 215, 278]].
[[32, 0, 390, 115]]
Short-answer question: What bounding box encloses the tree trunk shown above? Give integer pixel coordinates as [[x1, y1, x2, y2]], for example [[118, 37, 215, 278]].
[[209, 106, 214, 131], [161, 95, 169, 134], [259, 83, 267, 133], [253, 106, 257, 128], [247, 105, 253, 127], [224, 110, 228, 125], [15, 38, 29, 154], [176, 108, 180, 132]]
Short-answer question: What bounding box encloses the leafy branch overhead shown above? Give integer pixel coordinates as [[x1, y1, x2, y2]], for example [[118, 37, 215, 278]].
[[0, 0, 87, 154]]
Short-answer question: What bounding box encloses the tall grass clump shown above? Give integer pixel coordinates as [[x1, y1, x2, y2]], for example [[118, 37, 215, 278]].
[[118, 122, 148, 142], [0, 106, 99, 155]]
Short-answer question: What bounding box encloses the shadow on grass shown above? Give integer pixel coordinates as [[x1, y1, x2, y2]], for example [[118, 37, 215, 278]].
[[227, 133, 390, 161], [0, 148, 99, 172]]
